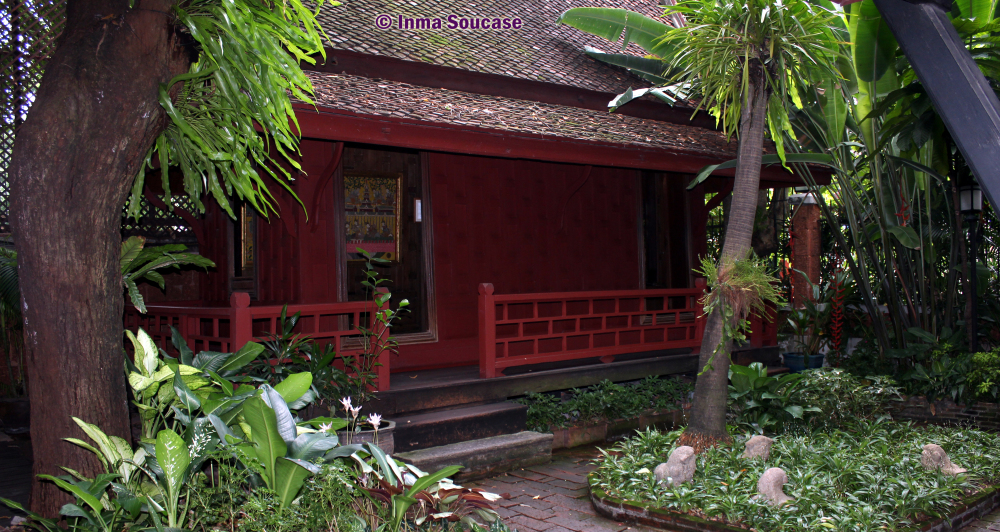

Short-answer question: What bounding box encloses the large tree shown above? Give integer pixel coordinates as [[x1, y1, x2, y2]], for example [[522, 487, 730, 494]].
[[9, 0, 327, 516], [560, 0, 842, 450]]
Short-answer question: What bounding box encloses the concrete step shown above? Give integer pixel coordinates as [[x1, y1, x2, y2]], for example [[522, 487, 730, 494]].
[[396, 431, 553, 481], [391, 401, 528, 453]]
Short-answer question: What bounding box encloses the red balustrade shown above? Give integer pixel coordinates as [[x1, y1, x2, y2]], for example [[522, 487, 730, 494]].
[[124, 292, 391, 391], [478, 283, 709, 378]]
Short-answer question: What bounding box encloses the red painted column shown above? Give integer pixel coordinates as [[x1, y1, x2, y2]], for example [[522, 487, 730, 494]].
[[790, 194, 821, 306], [230, 291, 253, 351], [478, 283, 496, 379]]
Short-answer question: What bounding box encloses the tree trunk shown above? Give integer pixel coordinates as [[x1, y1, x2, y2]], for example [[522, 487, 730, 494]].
[[9, 0, 189, 517], [679, 61, 770, 453]]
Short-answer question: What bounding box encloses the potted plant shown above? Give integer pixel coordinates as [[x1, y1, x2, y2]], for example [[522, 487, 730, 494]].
[[332, 247, 408, 454], [781, 280, 831, 372]]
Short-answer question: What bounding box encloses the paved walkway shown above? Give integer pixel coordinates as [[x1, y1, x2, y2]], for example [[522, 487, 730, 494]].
[[467, 446, 659, 532], [469, 445, 1000, 532]]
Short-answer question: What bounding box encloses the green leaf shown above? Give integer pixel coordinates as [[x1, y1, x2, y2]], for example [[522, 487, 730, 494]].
[[274, 457, 318, 509], [243, 396, 287, 488], [155, 429, 191, 500], [120, 236, 145, 273], [38, 474, 104, 516], [888, 225, 921, 249], [557, 8, 676, 58], [851, 0, 898, 82], [170, 326, 195, 366], [274, 371, 312, 404], [173, 372, 202, 412], [406, 465, 462, 497], [218, 341, 264, 376], [583, 46, 673, 84]]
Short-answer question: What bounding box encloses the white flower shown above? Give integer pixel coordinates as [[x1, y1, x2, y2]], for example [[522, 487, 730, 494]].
[[349, 405, 362, 419], [368, 413, 382, 430], [319, 422, 333, 433], [339, 396, 353, 413]]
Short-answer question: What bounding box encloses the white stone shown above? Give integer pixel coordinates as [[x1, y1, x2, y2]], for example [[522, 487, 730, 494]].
[[758, 467, 793, 506], [921, 444, 967, 476], [742, 435, 773, 460], [654, 445, 696, 486], [11, 516, 27, 525]]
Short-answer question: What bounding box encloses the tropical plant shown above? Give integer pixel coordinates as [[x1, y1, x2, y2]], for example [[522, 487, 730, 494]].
[[792, 368, 901, 425], [339, 248, 409, 407], [727, 362, 819, 434], [780, 276, 834, 366], [238, 386, 342, 510], [120, 235, 215, 314], [560, 0, 842, 451], [246, 305, 350, 410], [969, 347, 1000, 401], [125, 327, 264, 440], [8, 0, 335, 515]]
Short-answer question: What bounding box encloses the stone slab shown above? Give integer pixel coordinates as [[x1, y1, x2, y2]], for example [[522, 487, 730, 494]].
[[396, 431, 553, 481]]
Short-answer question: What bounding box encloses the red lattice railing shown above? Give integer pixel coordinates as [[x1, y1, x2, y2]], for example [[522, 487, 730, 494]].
[[478, 282, 780, 378], [478, 283, 708, 378], [124, 292, 391, 390]]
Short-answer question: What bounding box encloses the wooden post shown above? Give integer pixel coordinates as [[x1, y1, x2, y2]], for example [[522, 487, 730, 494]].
[[230, 292, 252, 352], [479, 283, 496, 379], [373, 287, 390, 392]]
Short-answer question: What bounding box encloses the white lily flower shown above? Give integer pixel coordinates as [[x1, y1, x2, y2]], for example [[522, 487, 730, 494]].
[[319, 422, 333, 433], [368, 413, 382, 430], [349, 405, 362, 419], [339, 396, 353, 413]]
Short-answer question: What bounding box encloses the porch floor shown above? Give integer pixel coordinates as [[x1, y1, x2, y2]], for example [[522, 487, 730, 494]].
[[371, 349, 701, 417]]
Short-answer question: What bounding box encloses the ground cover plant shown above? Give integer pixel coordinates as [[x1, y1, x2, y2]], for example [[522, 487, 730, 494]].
[[516, 376, 692, 432], [591, 419, 1000, 531]]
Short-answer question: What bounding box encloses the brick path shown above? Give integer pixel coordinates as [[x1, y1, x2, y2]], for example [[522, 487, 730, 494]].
[[470, 445, 1000, 532], [468, 446, 660, 532]]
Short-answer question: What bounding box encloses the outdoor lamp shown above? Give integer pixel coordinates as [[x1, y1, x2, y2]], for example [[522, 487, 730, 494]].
[[960, 182, 983, 215]]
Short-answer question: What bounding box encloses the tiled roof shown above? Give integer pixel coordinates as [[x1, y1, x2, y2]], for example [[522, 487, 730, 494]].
[[316, 0, 671, 94], [307, 71, 739, 159]]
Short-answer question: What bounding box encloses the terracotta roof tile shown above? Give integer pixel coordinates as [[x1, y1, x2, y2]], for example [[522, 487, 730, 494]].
[[315, 0, 671, 94], [306, 71, 738, 159]]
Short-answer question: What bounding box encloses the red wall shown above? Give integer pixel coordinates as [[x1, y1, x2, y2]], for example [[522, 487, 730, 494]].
[[190, 145, 643, 371], [397, 153, 641, 370]]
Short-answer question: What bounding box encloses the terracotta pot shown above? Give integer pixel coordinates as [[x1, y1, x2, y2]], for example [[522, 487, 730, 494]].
[[338, 420, 395, 454]]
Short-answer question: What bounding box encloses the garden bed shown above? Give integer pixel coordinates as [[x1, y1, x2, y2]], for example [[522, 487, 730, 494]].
[[586, 420, 1000, 531], [550, 408, 685, 449]]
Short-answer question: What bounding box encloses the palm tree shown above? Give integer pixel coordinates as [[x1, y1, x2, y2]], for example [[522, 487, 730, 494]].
[[561, 0, 842, 450]]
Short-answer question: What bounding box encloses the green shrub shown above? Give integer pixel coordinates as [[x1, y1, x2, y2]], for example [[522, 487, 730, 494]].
[[792, 368, 901, 426], [516, 376, 692, 432], [969, 347, 1000, 401]]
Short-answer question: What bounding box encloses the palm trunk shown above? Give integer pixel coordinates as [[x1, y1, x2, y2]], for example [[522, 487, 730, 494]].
[[9, 0, 189, 517], [679, 60, 770, 452]]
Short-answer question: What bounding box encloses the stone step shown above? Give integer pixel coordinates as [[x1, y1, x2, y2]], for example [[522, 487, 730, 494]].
[[391, 401, 528, 453], [395, 431, 553, 481]]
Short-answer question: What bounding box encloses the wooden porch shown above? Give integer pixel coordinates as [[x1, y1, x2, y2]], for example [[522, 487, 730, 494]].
[[124, 283, 777, 394]]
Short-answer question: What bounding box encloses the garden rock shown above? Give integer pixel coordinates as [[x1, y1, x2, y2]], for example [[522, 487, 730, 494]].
[[742, 435, 773, 460], [758, 467, 793, 506], [921, 444, 967, 476], [655, 445, 696, 485]]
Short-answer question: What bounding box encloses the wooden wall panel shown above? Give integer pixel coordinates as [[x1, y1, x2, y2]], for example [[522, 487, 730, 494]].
[[398, 152, 642, 371]]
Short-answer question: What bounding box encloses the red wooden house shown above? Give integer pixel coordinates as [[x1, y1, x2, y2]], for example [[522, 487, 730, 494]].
[[124, 0, 806, 456]]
